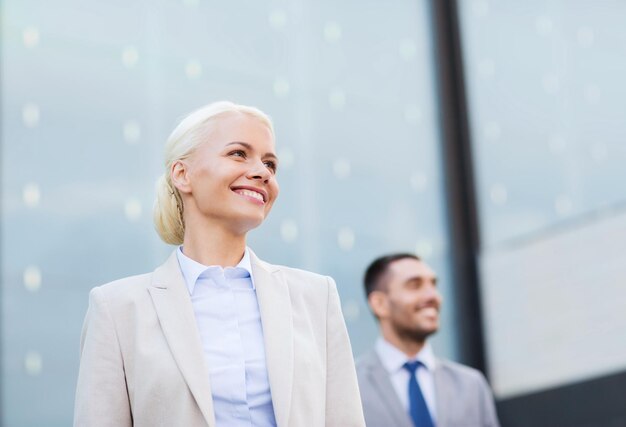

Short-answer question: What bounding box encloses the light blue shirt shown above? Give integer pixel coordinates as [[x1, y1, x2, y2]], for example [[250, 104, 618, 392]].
[[376, 337, 438, 422], [176, 246, 277, 427]]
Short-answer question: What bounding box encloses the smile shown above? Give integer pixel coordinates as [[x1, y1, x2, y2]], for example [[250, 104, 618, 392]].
[[418, 307, 439, 317], [232, 187, 267, 204]]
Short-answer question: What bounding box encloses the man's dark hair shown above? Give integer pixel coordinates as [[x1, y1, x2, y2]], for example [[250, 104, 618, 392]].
[[363, 253, 421, 297]]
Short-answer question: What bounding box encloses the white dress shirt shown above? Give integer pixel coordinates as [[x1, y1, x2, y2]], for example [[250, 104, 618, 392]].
[[177, 246, 276, 427], [375, 337, 438, 423]]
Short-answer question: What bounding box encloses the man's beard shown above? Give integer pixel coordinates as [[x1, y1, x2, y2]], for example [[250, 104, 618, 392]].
[[392, 321, 437, 344]]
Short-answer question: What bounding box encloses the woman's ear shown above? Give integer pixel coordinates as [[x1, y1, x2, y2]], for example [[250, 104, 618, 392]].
[[368, 291, 390, 320], [171, 160, 192, 194]]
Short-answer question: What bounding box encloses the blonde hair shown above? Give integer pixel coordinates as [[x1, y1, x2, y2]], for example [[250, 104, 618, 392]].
[[153, 101, 275, 245]]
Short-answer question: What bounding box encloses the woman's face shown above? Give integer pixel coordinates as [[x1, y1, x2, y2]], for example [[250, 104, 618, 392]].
[[174, 112, 279, 235]]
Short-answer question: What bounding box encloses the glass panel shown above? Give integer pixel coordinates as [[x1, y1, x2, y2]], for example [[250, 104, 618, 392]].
[[459, 0, 626, 398]]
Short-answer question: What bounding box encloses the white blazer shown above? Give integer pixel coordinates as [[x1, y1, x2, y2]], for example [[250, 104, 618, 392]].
[[74, 250, 365, 427]]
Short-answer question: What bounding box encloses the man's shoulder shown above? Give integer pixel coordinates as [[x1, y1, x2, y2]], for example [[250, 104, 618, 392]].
[[435, 358, 490, 388], [355, 349, 381, 372]]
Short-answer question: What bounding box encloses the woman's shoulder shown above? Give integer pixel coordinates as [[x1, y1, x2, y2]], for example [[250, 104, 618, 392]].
[[275, 264, 329, 282], [89, 272, 154, 305]]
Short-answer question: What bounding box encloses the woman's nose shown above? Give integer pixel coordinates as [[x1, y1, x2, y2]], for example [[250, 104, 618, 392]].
[[247, 160, 271, 182]]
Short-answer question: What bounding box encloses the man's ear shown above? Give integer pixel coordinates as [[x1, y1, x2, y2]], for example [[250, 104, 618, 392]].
[[171, 160, 192, 194], [368, 291, 389, 319]]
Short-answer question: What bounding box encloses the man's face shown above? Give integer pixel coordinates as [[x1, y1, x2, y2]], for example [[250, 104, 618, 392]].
[[377, 258, 442, 342]]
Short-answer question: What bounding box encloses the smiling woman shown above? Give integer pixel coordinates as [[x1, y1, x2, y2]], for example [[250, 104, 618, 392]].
[[74, 101, 366, 427]]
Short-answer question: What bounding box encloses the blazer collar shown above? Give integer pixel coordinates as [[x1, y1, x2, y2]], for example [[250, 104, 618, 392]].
[[361, 351, 414, 427], [149, 251, 216, 426], [249, 249, 294, 427], [149, 249, 295, 427], [375, 338, 437, 373]]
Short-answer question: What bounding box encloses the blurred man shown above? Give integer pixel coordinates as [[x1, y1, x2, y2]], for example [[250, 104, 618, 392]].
[[356, 253, 500, 427]]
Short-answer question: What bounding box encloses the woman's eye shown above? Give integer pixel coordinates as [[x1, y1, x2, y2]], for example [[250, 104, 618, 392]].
[[264, 161, 277, 172], [229, 150, 246, 158]]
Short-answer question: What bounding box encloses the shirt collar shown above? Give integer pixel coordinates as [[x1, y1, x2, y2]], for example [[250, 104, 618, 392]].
[[375, 336, 436, 373], [176, 246, 255, 294]]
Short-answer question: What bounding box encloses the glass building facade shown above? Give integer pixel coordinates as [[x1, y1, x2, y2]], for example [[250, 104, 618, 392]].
[[2, 0, 626, 425]]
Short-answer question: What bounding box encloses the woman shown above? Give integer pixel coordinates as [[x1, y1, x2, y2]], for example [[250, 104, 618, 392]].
[[74, 101, 365, 427]]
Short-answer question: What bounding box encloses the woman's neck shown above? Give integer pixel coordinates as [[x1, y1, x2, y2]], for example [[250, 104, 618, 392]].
[[181, 221, 247, 267]]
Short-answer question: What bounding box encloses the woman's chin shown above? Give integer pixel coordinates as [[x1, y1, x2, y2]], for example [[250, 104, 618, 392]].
[[230, 215, 266, 235]]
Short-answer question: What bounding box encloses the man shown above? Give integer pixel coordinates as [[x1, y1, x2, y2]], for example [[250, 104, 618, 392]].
[[356, 253, 500, 427]]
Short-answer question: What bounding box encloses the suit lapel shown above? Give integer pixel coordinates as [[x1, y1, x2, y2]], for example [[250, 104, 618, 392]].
[[250, 251, 294, 427], [433, 360, 450, 427], [148, 252, 216, 426], [366, 352, 414, 427]]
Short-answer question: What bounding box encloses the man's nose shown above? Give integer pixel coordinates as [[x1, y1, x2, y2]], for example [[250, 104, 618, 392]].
[[424, 283, 441, 300]]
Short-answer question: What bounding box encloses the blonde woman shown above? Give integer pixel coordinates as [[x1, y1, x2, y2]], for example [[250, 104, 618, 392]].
[[74, 102, 365, 427]]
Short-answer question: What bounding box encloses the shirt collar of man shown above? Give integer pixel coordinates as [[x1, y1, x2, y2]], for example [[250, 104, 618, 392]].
[[176, 246, 255, 294], [376, 336, 437, 374]]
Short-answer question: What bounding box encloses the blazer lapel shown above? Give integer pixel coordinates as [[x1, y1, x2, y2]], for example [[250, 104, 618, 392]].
[[250, 251, 294, 427], [148, 252, 216, 426], [366, 352, 414, 427]]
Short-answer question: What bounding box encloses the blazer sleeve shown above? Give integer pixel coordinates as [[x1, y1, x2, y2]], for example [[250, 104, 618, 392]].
[[324, 277, 366, 427], [74, 287, 132, 427], [477, 374, 500, 427]]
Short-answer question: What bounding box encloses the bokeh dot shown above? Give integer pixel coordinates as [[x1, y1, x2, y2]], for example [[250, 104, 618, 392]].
[[123, 120, 141, 144], [415, 239, 434, 259], [490, 184, 508, 205], [22, 103, 40, 128], [324, 22, 342, 43], [23, 26, 40, 48], [584, 84, 601, 104], [121, 46, 139, 68], [280, 220, 298, 243], [333, 159, 351, 179], [590, 143, 607, 163], [472, 0, 489, 17], [23, 266, 42, 292], [577, 26, 594, 48], [484, 121, 501, 141], [410, 171, 428, 193], [404, 105, 422, 125], [273, 78, 290, 98], [124, 198, 142, 221], [185, 60, 202, 79], [269, 9, 287, 30], [555, 195, 573, 216], [542, 73, 560, 94], [399, 39, 417, 61], [478, 59, 496, 78], [535, 15, 553, 36], [337, 227, 355, 251], [24, 352, 43, 376], [549, 134, 567, 154], [278, 147, 295, 170], [342, 299, 361, 322], [23, 183, 41, 207], [329, 88, 346, 112]]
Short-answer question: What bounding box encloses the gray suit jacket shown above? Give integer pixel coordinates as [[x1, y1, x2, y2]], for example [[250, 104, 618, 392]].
[[74, 250, 365, 427], [356, 349, 499, 427]]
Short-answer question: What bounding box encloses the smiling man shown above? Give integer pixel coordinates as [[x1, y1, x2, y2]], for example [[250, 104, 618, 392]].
[[356, 253, 500, 427]]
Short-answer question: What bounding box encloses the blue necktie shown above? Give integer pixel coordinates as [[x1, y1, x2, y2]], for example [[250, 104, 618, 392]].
[[403, 361, 435, 427]]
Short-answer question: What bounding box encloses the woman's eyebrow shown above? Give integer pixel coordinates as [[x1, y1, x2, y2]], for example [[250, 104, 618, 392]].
[[226, 141, 278, 160]]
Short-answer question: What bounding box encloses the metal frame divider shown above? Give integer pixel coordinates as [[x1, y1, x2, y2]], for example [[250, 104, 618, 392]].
[[428, 0, 486, 373]]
